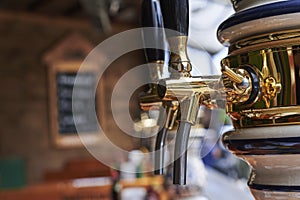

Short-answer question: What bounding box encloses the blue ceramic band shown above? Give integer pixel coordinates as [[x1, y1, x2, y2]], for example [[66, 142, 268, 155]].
[[219, 0, 300, 32]]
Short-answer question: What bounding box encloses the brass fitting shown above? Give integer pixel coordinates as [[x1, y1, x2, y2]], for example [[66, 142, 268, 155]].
[[221, 63, 282, 109], [158, 76, 220, 124], [221, 66, 253, 105], [139, 85, 179, 130], [262, 76, 282, 108], [168, 36, 192, 78], [222, 66, 246, 85]]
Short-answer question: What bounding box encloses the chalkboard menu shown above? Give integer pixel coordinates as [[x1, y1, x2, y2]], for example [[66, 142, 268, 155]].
[[44, 33, 103, 147], [56, 72, 99, 134], [47, 61, 103, 148]]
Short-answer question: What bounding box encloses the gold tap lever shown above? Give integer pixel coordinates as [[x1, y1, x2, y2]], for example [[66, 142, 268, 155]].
[[222, 65, 250, 89], [222, 66, 244, 84]]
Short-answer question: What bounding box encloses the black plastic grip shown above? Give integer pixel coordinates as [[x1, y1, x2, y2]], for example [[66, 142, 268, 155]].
[[160, 0, 189, 36], [142, 0, 164, 29], [142, 0, 166, 62]]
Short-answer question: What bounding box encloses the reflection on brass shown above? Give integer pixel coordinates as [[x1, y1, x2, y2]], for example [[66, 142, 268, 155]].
[[222, 67, 252, 105], [222, 65, 244, 84], [148, 60, 167, 82], [139, 83, 179, 130], [160, 76, 220, 124], [232, 30, 300, 53], [262, 77, 281, 108], [168, 36, 192, 77], [222, 40, 299, 128], [164, 103, 179, 130], [229, 106, 300, 128], [139, 86, 164, 112], [287, 47, 297, 105]]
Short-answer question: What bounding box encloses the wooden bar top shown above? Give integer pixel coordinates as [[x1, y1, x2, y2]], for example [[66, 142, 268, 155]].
[[0, 177, 112, 200], [0, 176, 168, 200]]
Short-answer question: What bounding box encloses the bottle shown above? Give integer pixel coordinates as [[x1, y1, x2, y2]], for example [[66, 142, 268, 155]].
[[111, 169, 120, 200]]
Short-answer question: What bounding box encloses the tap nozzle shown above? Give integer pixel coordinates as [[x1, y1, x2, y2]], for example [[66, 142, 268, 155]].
[[154, 103, 178, 175], [172, 94, 200, 184]]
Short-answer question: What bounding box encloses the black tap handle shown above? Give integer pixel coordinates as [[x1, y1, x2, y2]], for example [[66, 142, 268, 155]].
[[142, 0, 166, 62], [142, 0, 164, 29], [160, 0, 189, 36]]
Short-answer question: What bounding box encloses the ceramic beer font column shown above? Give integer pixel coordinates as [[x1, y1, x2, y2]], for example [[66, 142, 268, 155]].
[[218, 0, 300, 199]]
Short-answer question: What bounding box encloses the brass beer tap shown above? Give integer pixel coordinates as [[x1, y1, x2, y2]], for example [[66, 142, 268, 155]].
[[158, 0, 264, 185], [140, 0, 258, 185], [140, 0, 178, 176], [158, 0, 222, 185]]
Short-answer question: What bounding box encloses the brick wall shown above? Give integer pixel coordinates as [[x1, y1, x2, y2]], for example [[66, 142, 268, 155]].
[[0, 16, 145, 184]]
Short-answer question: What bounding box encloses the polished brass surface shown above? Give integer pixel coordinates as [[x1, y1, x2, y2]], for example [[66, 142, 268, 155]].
[[168, 36, 192, 77], [222, 65, 245, 84], [262, 76, 281, 108], [222, 66, 253, 106], [230, 30, 300, 55], [237, 106, 300, 127], [146, 60, 171, 85], [160, 76, 220, 124], [164, 103, 179, 130], [139, 85, 164, 111], [222, 39, 300, 128], [148, 60, 168, 82], [139, 85, 179, 130], [140, 75, 221, 125]]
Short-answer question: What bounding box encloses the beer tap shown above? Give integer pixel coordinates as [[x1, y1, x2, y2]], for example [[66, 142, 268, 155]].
[[156, 0, 203, 185], [140, 0, 179, 175], [140, 0, 252, 185], [158, 0, 207, 185], [156, 0, 190, 185], [158, 0, 245, 185]]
